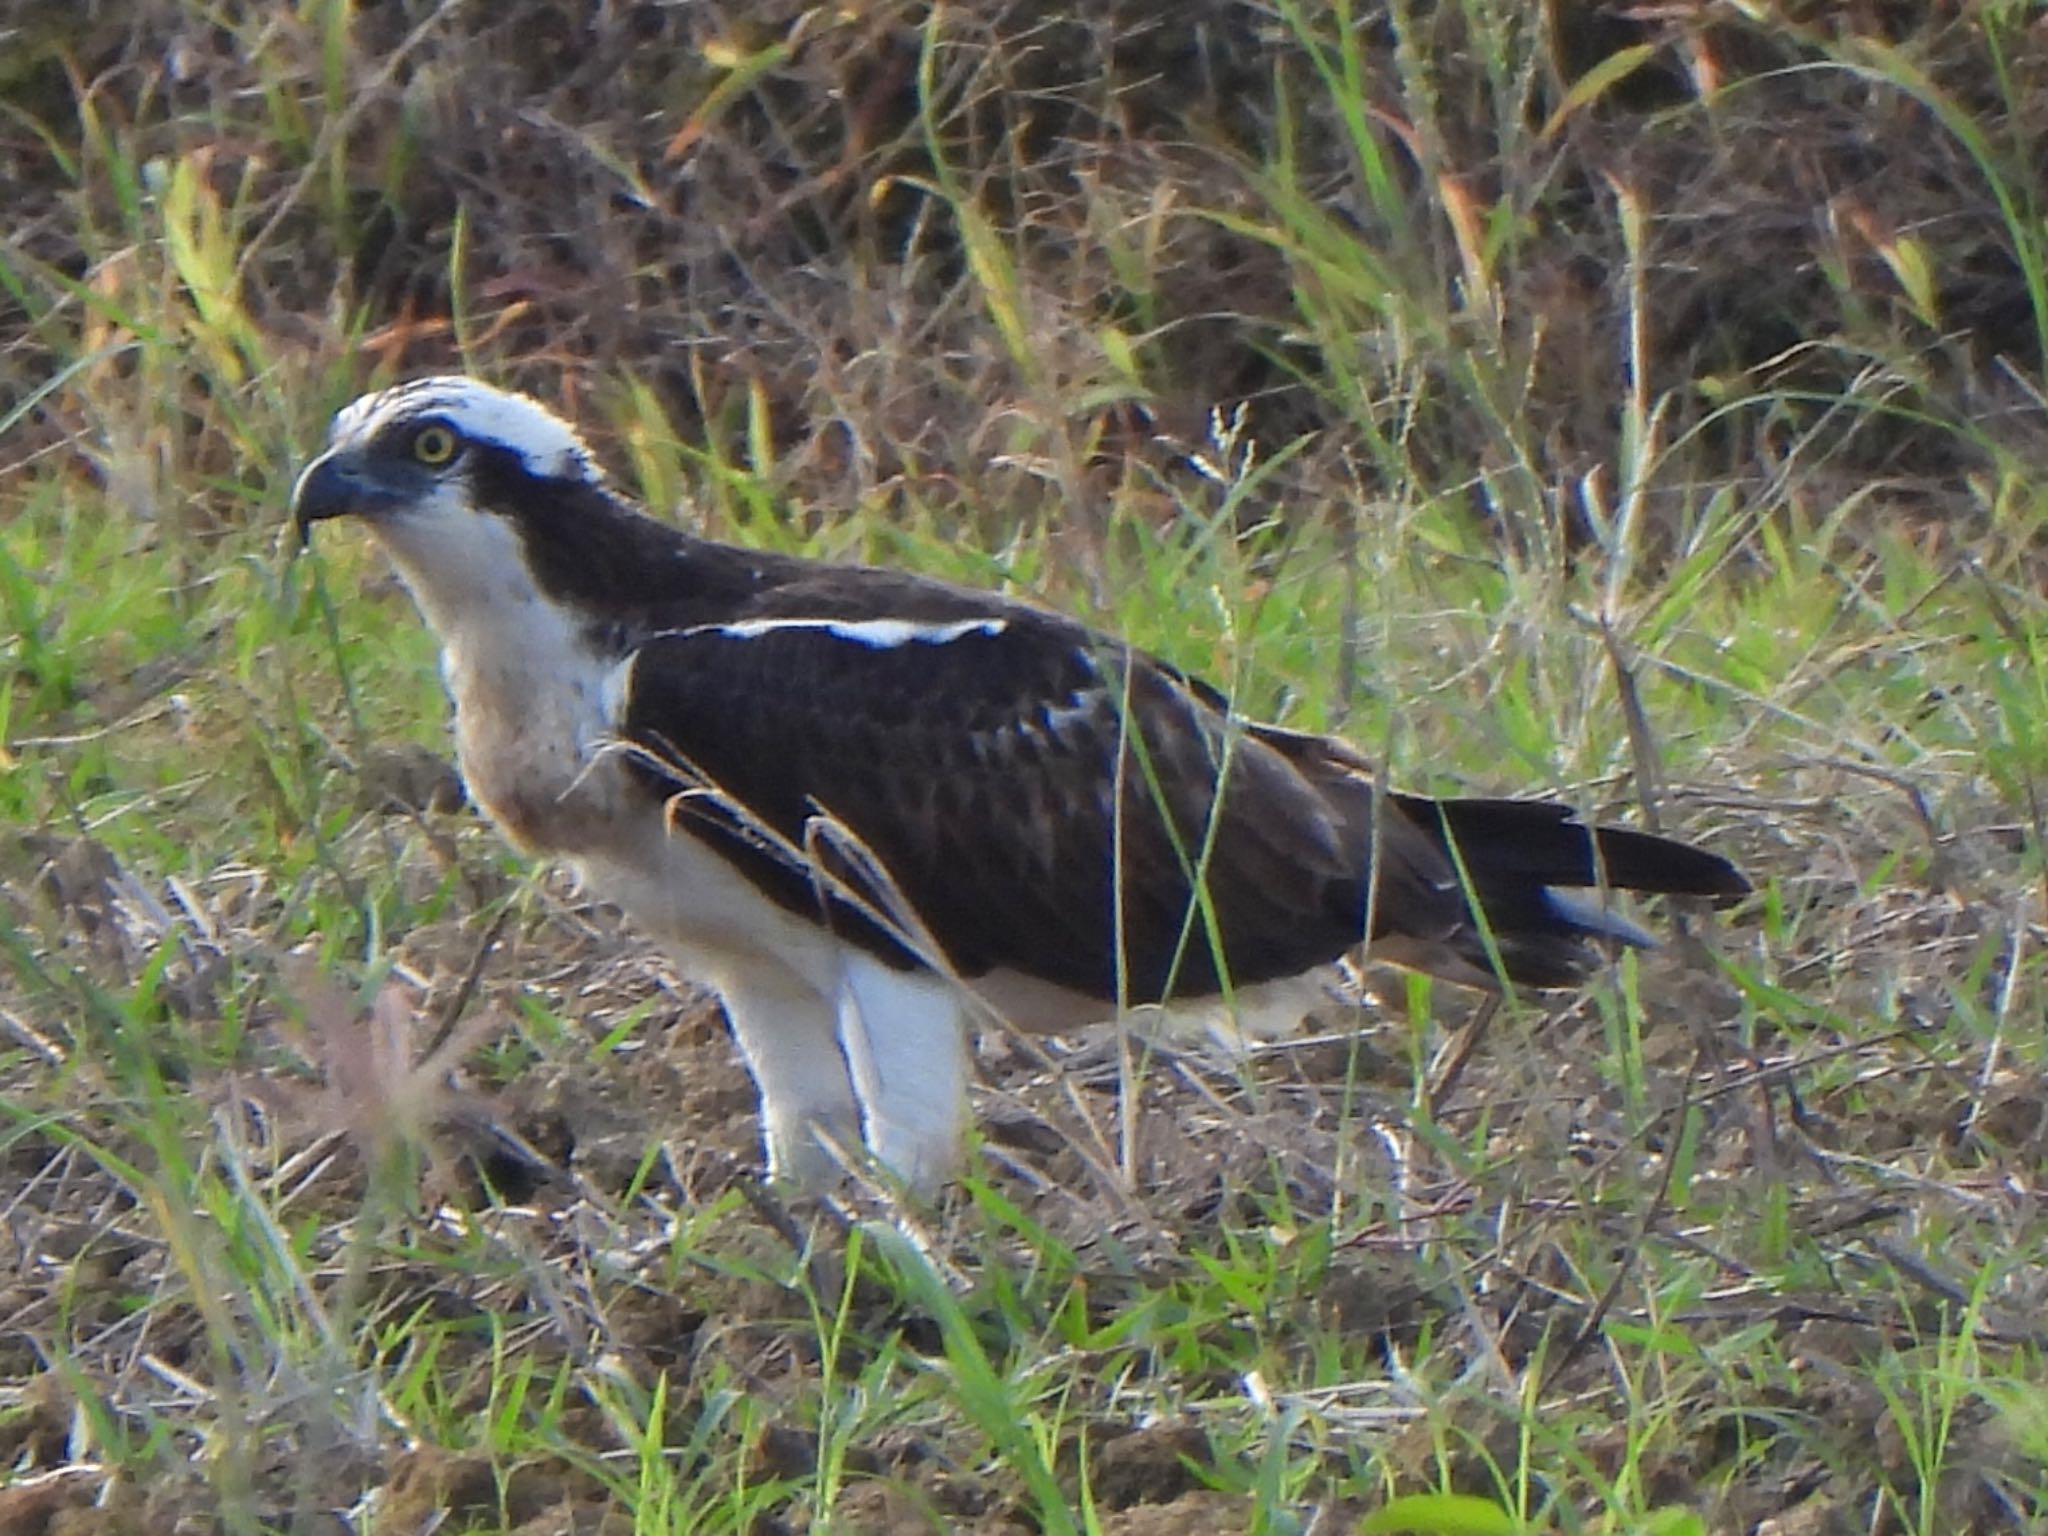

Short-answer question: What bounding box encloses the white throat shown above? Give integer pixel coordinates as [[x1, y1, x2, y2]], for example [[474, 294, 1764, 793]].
[[363, 499, 619, 784]]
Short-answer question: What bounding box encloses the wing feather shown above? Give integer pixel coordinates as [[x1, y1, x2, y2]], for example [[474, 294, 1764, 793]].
[[612, 601, 1373, 1003]]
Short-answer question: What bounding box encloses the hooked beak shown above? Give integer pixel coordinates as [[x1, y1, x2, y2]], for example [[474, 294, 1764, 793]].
[[290, 452, 402, 550]]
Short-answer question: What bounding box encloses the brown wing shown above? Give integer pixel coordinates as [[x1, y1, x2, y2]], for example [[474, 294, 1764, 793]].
[[613, 598, 1379, 1003]]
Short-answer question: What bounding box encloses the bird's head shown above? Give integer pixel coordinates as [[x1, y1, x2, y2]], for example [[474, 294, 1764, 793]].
[[291, 375, 719, 645], [291, 376, 602, 550], [287, 375, 664, 641]]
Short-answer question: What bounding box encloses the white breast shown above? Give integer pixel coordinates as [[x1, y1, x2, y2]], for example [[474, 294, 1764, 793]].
[[370, 501, 625, 852], [370, 511, 861, 996]]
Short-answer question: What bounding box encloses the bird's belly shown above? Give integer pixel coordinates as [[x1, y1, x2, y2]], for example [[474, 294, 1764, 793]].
[[968, 964, 1334, 1042], [444, 655, 853, 995], [578, 832, 855, 997]]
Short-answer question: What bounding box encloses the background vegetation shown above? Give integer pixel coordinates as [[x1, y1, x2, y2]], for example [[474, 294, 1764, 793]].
[[6, 1, 2048, 1531]]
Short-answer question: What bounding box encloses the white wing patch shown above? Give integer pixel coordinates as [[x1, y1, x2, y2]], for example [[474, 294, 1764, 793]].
[[699, 616, 1009, 648]]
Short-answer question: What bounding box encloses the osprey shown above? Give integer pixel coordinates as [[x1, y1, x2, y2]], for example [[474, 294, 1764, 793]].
[[291, 378, 1748, 1190]]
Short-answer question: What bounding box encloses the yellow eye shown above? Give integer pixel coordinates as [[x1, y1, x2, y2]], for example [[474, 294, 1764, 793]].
[[412, 424, 457, 465]]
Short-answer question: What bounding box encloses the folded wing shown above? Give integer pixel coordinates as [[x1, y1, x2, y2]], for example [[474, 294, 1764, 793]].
[[612, 585, 1747, 1001]]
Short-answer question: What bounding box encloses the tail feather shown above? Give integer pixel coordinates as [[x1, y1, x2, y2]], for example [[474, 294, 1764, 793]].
[[1401, 796, 1749, 896], [1386, 794, 1749, 990]]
